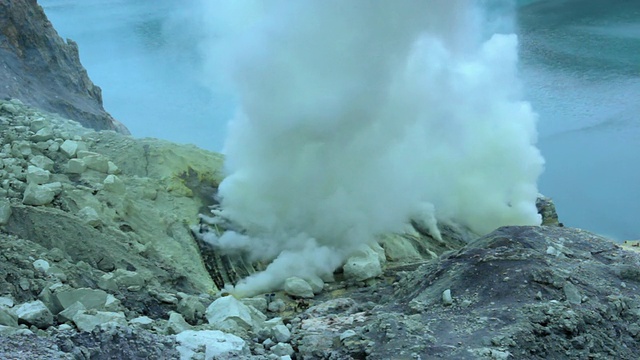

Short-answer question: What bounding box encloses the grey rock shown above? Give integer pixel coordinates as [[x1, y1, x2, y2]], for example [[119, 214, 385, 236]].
[[45, 266, 67, 282], [1, 103, 18, 115], [268, 299, 286, 313], [563, 282, 582, 305], [155, 292, 178, 304], [340, 329, 357, 341], [30, 118, 50, 131], [42, 181, 63, 194], [273, 324, 291, 343], [0, 199, 11, 225], [176, 295, 206, 324], [32, 259, 50, 273], [537, 195, 561, 226], [22, 183, 56, 205], [57, 301, 86, 323], [11, 141, 31, 158], [166, 311, 192, 335], [305, 275, 325, 294], [0, 296, 14, 308], [65, 158, 86, 174], [206, 295, 266, 332], [263, 338, 275, 349], [0, 307, 18, 327], [271, 343, 294, 357], [107, 161, 119, 174], [129, 316, 154, 329], [26, 165, 50, 184], [343, 245, 383, 282], [59, 140, 79, 158], [112, 269, 145, 288], [97, 273, 118, 292], [72, 310, 126, 332], [0, 325, 33, 336], [176, 330, 249, 360], [55, 288, 109, 311], [15, 300, 54, 329], [241, 296, 268, 314], [77, 207, 102, 227], [30, 127, 54, 142], [104, 294, 122, 312], [442, 289, 453, 306], [283, 277, 314, 298], [77, 152, 109, 173], [47, 141, 60, 153], [29, 155, 54, 171], [103, 174, 125, 193]]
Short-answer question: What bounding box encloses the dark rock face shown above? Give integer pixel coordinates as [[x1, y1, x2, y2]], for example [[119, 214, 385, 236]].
[[377, 226, 640, 359], [0, 0, 129, 134]]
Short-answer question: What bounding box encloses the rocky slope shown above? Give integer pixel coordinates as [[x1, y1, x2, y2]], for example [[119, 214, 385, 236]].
[[0, 0, 128, 134], [1, 100, 639, 359]]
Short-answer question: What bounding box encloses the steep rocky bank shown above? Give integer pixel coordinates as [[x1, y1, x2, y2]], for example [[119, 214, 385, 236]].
[[0, 0, 127, 134], [1, 100, 639, 359]]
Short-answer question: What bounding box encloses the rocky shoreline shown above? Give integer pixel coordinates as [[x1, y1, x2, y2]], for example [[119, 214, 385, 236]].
[[1, 99, 639, 359]]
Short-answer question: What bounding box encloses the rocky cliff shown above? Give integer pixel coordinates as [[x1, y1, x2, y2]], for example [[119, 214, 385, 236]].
[[0, 0, 128, 134]]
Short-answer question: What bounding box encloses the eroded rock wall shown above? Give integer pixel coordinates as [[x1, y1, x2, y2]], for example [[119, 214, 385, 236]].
[[0, 0, 128, 134]]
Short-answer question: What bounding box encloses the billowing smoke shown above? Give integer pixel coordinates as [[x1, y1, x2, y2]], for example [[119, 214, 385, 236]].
[[197, 0, 544, 296]]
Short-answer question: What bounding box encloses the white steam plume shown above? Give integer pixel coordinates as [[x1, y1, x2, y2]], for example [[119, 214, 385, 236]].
[[197, 0, 544, 296]]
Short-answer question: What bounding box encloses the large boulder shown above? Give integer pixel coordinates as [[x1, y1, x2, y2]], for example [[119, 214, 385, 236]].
[[205, 295, 266, 334], [14, 300, 53, 329], [176, 330, 250, 360]]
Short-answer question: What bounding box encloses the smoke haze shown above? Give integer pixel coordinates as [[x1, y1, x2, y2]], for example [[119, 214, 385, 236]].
[[197, 0, 544, 296]]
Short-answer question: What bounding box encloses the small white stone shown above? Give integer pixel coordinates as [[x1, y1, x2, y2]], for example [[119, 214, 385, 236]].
[[32, 259, 50, 273], [442, 289, 453, 306]]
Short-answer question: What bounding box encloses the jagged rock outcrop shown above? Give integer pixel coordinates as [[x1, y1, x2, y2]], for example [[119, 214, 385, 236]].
[[0, 0, 128, 134]]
